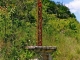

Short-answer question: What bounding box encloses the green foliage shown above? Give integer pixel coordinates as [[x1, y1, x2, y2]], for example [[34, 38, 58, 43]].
[[45, 0, 76, 19], [0, 0, 80, 60]]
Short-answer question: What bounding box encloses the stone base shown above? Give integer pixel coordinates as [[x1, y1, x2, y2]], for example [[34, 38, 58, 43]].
[[26, 46, 57, 60]]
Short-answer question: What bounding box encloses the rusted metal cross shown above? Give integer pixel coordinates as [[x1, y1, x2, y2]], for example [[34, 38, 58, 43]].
[[37, 0, 42, 46]]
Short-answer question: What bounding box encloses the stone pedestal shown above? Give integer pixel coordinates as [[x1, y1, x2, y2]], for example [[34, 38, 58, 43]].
[[27, 46, 57, 60]]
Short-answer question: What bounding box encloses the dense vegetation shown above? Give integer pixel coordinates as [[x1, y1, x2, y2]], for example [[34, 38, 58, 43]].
[[0, 0, 80, 60]]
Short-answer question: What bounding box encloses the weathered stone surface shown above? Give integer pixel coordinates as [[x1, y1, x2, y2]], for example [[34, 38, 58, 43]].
[[27, 46, 57, 52], [26, 46, 57, 60]]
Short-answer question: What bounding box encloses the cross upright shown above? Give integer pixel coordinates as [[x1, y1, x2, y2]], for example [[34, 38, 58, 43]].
[[37, 0, 42, 46]]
